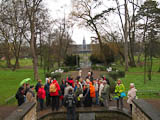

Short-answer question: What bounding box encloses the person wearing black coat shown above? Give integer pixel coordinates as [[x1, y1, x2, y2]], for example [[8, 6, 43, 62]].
[[44, 79, 51, 106], [35, 80, 42, 101], [15, 87, 25, 106], [83, 84, 92, 107]]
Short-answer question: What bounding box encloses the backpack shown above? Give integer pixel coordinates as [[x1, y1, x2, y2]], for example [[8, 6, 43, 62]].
[[65, 94, 76, 108], [49, 83, 57, 93]]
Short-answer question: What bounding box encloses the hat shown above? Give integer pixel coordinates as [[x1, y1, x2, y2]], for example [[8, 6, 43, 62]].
[[130, 83, 135, 87]]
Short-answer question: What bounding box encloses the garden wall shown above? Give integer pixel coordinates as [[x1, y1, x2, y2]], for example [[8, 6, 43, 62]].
[[132, 99, 160, 120], [5, 102, 37, 120]]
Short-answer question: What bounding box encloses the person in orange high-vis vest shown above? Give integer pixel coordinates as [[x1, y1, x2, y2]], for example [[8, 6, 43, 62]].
[[89, 82, 96, 105]]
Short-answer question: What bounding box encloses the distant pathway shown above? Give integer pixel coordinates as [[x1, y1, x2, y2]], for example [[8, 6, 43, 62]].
[[70, 67, 102, 80]]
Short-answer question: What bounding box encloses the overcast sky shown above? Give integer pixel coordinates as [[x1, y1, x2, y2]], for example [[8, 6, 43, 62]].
[[43, 0, 160, 44], [43, 0, 97, 44]]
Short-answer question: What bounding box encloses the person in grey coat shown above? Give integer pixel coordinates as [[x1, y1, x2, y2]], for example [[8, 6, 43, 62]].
[[101, 80, 110, 109], [64, 82, 74, 97]]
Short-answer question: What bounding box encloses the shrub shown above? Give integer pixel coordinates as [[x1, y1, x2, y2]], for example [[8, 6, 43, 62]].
[[108, 77, 116, 93], [64, 55, 80, 66], [101, 75, 116, 93], [45, 72, 51, 78], [112, 67, 117, 71], [51, 72, 61, 80], [99, 66, 106, 71], [60, 67, 69, 72], [91, 65, 106, 71], [90, 54, 104, 64], [118, 70, 125, 77], [108, 71, 119, 81], [91, 65, 97, 70], [68, 66, 77, 71]]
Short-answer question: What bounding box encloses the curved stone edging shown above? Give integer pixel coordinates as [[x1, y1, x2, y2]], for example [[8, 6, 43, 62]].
[[39, 106, 132, 120]]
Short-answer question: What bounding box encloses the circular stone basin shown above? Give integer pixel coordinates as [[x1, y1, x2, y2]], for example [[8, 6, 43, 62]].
[[39, 107, 132, 120]]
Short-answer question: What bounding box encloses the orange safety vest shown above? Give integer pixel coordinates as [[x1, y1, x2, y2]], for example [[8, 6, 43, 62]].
[[89, 82, 96, 98]]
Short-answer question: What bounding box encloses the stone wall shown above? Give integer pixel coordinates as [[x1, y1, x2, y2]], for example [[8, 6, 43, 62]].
[[132, 99, 160, 120], [39, 107, 132, 120], [5, 102, 37, 120]]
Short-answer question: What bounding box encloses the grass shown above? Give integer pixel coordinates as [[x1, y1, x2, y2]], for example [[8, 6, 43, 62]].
[[0, 58, 33, 68], [0, 68, 45, 105], [122, 72, 160, 98], [106, 57, 160, 99]]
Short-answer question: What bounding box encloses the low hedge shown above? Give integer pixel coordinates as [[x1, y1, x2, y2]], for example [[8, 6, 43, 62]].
[[117, 70, 125, 77], [51, 72, 61, 80], [100, 75, 116, 93], [108, 71, 119, 80], [91, 65, 106, 71], [108, 70, 125, 80], [60, 67, 69, 72]]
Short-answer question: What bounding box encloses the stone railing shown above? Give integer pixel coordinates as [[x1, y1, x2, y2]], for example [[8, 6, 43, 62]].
[[132, 99, 160, 120], [39, 107, 132, 120], [5, 102, 37, 120]]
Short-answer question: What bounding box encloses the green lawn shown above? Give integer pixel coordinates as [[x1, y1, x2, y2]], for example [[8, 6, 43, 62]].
[[110, 58, 160, 98], [0, 58, 33, 68], [122, 72, 160, 98], [0, 69, 45, 105]]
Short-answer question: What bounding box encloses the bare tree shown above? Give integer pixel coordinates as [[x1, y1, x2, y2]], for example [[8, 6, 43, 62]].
[[71, 0, 114, 65], [24, 0, 42, 80], [0, 0, 25, 69], [52, 16, 74, 67]]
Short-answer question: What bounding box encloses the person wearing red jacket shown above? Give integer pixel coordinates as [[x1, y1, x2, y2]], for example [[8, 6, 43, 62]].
[[50, 79, 61, 111], [67, 77, 74, 87], [38, 84, 46, 111]]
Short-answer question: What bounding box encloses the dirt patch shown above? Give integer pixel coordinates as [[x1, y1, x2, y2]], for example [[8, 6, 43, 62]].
[[0, 105, 17, 120], [145, 99, 160, 112]]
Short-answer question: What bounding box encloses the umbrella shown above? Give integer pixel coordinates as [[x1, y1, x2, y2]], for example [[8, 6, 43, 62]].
[[19, 78, 31, 86]]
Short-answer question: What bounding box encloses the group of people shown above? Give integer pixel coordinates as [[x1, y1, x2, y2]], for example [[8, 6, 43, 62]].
[[15, 70, 137, 119], [15, 83, 35, 106]]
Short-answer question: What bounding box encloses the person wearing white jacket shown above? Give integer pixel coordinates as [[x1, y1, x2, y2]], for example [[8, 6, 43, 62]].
[[127, 83, 137, 112], [99, 80, 104, 97]]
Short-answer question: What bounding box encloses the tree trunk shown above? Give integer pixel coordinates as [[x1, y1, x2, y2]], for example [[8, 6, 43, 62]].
[[6, 55, 12, 68], [39, 31, 43, 67], [148, 32, 153, 81], [143, 16, 148, 84], [91, 20, 108, 66], [124, 0, 129, 71], [137, 53, 141, 64], [137, 42, 141, 64], [128, 0, 136, 67], [129, 32, 136, 67], [31, 25, 39, 80], [144, 43, 147, 84], [4, 41, 12, 68], [12, 56, 20, 71]]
